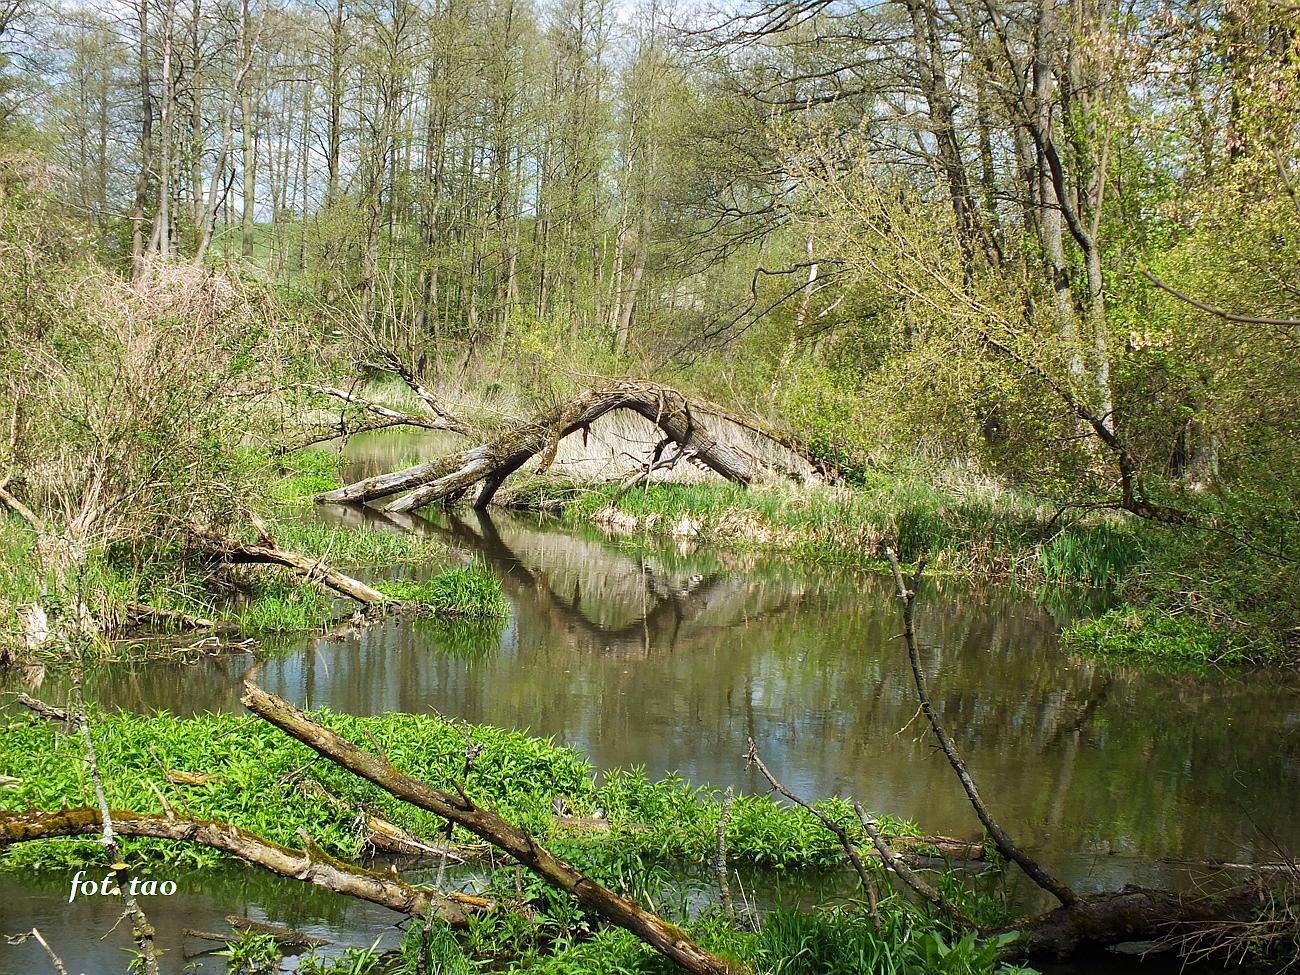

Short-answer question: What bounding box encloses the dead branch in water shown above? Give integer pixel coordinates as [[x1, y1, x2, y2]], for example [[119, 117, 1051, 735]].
[[316, 380, 821, 512], [745, 738, 881, 929], [190, 527, 392, 607], [883, 548, 1077, 908], [240, 681, 737, 975], [852, 801, 969, 927], [0, 807, 475, 924]]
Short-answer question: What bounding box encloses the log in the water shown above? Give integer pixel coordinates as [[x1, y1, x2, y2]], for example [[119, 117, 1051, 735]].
[[1005, 884, 1266, 960], [0, 807, 470, 924], [241, 681, 739, 975], [315, 380, 820, 512], [192, 529, 391, 606]]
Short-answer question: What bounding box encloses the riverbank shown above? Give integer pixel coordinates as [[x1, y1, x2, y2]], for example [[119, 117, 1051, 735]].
[[513, 474, 1293, 668], [0, 448, 506, 661], [0, 706, 1024, 975]]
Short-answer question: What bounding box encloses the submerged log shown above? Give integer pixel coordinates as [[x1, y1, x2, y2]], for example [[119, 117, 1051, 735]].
[[0, 807, 471, 924], [315, 381, 819, 512], [1005, 884, 1267, 961]]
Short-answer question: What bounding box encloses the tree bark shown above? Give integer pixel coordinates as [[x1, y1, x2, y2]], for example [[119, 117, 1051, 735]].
[[192, 530, 392, 606], [315, 381, 816, 512]]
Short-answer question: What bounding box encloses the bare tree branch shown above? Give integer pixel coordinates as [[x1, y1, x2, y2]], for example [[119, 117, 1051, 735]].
[[883, 549, 1076, 907], [1142, 271, 1300, 329]]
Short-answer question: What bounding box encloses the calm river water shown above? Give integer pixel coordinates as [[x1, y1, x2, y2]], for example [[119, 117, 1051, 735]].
[[2, 433, 1298, 973]]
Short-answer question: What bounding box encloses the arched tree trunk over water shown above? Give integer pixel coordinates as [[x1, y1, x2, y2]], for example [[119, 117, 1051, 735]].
[[315, 381, 823, 512]]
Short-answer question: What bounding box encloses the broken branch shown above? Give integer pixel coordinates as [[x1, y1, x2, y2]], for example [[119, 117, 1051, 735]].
[[240, 681, 735, 975], [883, 549, 1076, 907]]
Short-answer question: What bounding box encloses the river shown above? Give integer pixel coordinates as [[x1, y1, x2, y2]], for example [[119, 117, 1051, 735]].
[[2, 433, 1297, 973]]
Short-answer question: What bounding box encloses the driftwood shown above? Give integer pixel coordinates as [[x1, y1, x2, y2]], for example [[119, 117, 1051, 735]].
[[1005, 885, 1266, 961], [192, 528, 391, 607], [0, 807, 473, 924], [316, 381, 818, 512], [240, 681, 737, 975], [745, 738, 882, 927], [184, 915, 331, 953]]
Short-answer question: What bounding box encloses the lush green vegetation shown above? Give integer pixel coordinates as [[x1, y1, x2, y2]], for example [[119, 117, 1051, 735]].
[[1059, 607, 1254, 668], [375, 564, 510, 618], [552, 476, 1134, 580], [228, 906, 1034, 975], [0, 707, 1038, 974], [0, 708, 920, 873]]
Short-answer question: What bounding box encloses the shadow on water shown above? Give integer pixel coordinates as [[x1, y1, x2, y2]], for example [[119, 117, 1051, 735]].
[[3, 485, 1299, 972]]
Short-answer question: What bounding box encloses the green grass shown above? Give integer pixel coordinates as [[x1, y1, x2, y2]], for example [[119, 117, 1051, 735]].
[[232, 575, 335, 632], [1059, 606, 1261, 667], [268, 447, 346, 501], [266, 518, 446, 566], [376, 564, 509, 617], [554, 478, 1127, 585]]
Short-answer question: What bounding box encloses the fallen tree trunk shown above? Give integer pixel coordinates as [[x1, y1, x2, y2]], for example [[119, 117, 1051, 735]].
[[0, 807, 472, 925], [241, 681, 737, 975], [192, 529, 391, 607], [316, 381, 816, 512], [1005, 884, 1266, 961], [885, 551, 1077, 908]]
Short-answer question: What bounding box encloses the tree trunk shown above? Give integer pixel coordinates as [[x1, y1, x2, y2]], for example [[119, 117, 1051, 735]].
[[314, 382, 802, 512], [240, 683, 738, 975], [0, 807, 472, 924], [193, 530, 392, 606]]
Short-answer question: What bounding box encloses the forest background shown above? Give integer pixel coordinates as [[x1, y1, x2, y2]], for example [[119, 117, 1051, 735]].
[[0, 0, 1297, 661]]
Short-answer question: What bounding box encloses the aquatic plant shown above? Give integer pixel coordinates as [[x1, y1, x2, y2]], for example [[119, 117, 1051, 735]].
[[376, 564, 509, 618], [0, 709, 918, 874], [1059, 606, 1262, 666], [219, 932, 282, 974]]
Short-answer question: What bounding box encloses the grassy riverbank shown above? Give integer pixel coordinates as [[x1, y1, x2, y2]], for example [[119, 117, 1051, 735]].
[[0, 448, 507, 656], [0, 707, 1029, 975], [529, 474, 1293, 668]]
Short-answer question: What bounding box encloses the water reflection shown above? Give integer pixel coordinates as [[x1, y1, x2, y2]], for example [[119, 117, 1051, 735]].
[[5, 506, 1300, 907]]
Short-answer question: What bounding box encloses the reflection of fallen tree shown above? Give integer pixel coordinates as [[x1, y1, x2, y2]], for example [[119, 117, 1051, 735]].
[[316, 381, 824, 513], [369, 507, 803, 657]]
